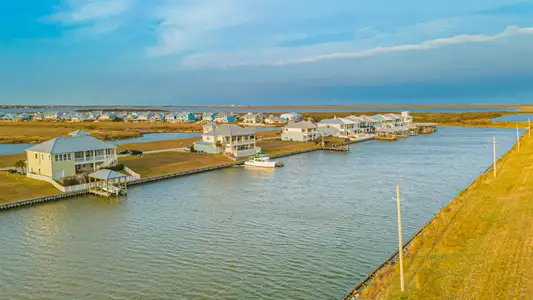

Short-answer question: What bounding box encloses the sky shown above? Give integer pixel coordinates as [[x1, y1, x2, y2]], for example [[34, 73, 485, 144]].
[[1, 0, 533, 106]]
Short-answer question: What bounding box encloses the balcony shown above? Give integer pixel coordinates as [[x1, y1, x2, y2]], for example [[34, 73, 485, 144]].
[[75, 155, 114, 164]]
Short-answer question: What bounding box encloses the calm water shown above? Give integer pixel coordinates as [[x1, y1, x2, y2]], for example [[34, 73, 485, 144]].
[[0, 143, 32, 155], [492, 114, 533, 122], [110, 132, 201, 145], [0, 127, 519, 299]]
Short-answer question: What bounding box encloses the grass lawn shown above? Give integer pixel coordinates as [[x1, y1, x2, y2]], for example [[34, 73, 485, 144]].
[[0, 172, 61, 204], [0, 153, 25, 168], [121, 152, 233, 178], [117, 137, 199, 152], [357, 134, 533, 299], [257, 140, 318, 157]]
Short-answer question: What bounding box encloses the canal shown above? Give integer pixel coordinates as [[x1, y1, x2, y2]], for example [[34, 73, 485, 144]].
[[0, 127, 519, 299]]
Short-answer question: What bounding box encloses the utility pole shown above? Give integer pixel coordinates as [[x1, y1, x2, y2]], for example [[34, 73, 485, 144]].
[[516, 125, 520, 151], [396, 184, 405, 292], [493, 136, 497, 177]]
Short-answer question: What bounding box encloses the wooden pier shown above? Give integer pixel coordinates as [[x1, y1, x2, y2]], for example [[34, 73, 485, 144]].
[[320, 136, 350, 151], [88, 169, 128, 198]]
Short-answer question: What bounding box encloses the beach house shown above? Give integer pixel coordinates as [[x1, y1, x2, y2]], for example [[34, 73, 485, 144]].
[[194, 123, 260, 157], [281, 121, 319, 142], [242, 113, 264, 124], [280, 112, 303, 122], [317, 118, 359, 137], [166, 112, 195, 123], [202, 112, 217, 122], [214, 113, 237, 123], [401, 111, 413, 126], [26, 130, 117, 181], [264, 115, 286, 125]]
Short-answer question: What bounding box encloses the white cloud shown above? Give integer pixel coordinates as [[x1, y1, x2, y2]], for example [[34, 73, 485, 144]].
[[179, 26, 533, 68], [147, 0, 252, 56], [46, 0, 131, 35]]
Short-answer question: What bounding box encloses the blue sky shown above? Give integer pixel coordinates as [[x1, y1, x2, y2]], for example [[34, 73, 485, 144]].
[[1, 0, 533, 105]]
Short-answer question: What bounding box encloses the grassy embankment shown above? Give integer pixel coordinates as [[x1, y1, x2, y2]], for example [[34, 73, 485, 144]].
[[355, 133, 533, 299], [0, 121, 202, 144], [0, 173, 61, 204]]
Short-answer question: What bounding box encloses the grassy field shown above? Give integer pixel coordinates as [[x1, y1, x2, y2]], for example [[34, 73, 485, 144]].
[[121, 152, 233, 177], [356, 134, 533, 299], [257, 140, 318, 156], [0, 172, 61, 204], [0, 121, 202, 144]]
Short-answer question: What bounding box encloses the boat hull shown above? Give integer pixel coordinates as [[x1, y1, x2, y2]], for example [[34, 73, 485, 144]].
[[244, 161, 278, 168]]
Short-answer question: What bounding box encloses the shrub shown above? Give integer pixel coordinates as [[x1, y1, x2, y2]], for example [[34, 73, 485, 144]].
[[109, 164, 124, 171]]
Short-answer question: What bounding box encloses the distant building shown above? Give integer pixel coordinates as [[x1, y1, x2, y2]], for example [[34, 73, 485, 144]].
[[242, 113, 264, 124], [214, 113, 237, 123], [202, 112, 217, 122], [281, 121, 319, 142], [280, 112, 303, 122], [318, 118, 359, 137], [166, 112, 196, 123], [194, 123, 259, 157], [264, 115, 285, 125], [26, 130, 117, 181]]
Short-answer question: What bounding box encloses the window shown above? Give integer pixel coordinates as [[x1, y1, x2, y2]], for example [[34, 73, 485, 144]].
[[67, 154, 71, 160], [55, 155, 59, 161], [41, 154, 44, 160], [35, 154, 37, 159]]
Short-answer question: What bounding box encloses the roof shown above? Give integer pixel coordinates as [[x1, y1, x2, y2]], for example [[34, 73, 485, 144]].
[[319, 118, 357, 125], [206, 124, 255, 136], [284, 121, 317, 129], [26, 135, 116, 154], [89, 169, 126, 180], [68, 129, 91, 136]]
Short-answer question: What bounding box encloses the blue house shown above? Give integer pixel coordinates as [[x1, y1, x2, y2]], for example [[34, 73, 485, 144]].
[[214, 113, 236, 123]]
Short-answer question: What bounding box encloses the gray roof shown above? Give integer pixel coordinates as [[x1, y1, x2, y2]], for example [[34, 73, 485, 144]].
[[69, 129, 91, 136], [206, 124, 255, 136], [26, 136, 116, 154], [284, 121, 317, 129], [89, 169, 126, 180]]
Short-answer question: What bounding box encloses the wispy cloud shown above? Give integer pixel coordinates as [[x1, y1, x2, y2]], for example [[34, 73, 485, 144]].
[[147, 0, 252, 56], [179, 26, 533, 68], [46, 0, 132, 35]]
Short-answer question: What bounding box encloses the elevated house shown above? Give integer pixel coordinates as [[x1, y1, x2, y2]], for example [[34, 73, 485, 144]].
[[214, 113, 237, 123], [401, 111, 413, 126], [13, 113, 32, 121], [317, 118, 359, 137], [384, 113, 404, 127], [280, 112, 303, 122], [281, 121, 319, 142], [45, 112, 63, 121], [242, 113, 264, 124], [346, 116, 372, 133], [166, 112, 195, 123], [26, 130, 117, 181], [202, 112, 217, 122], [264, 115, 286, 125], [32, 113, 45, 121], [194, 123, 260, 157]]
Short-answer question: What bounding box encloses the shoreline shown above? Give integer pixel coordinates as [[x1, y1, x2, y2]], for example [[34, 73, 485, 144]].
[[0, 147, 318, 211], [347, 131, 528, 299]]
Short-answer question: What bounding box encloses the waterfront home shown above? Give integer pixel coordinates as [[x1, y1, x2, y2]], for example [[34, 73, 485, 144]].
[[317, 126, 341, 137], [45, 112, 63, 121], [88, 112, 100, 120], [194, 123, 260, 157], [214, 113, 237, 123], [194, 113, 203, 121], [265, 115, 286, 125], [0, 113, 13, 120], [384, 113, 403, 127], [346, 116, 372, 133], [166, 112, 195, 123], [71, 113, 89, 122], [318, 118, 358, 137], [26, 130, 117, 181], [280, 112, 303, 122], [33, 113, 45, 121], [401, 111, 413, 126], [281, 121, 319, 142], [242, 113, 264, 124], [202, 112, 217, 122], [13, 113, 32, 121]]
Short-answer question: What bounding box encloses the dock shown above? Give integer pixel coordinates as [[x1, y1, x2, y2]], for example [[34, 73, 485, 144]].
[[320, 136, 350, 151]]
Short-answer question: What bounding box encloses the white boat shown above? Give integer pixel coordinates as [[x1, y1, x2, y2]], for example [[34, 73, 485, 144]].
[[244, 153, 284, 168]]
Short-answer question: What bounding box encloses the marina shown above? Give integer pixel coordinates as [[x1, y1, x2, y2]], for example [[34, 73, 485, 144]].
[[0, 126, 520, 299]]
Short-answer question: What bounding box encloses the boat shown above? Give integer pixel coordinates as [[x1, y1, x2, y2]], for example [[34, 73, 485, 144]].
[[244, 153, 284, 168]]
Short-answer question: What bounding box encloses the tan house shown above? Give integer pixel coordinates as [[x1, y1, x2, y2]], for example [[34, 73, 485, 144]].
[[26, 131, 117, 181]]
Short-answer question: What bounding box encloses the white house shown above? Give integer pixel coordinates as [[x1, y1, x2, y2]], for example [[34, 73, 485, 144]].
[[401, 111, 413, 126], [281, 121, 319, 142], [265, 115, 285, 125], [242, 113, 264, 124], [280, 112, 303, 122], [317, 118, 359, 137], [194, 123, 260, 157]]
